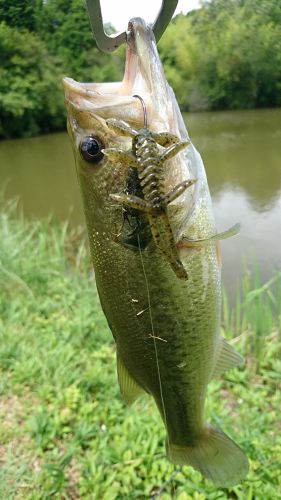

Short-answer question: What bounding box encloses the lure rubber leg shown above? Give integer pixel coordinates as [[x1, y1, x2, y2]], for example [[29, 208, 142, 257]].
[[161, 141, 189, 161], [165, 179, 197, 205], [103, 148, 138, 167], [106, 118, 138, 137], [152, 132, 182, 147], [110, 193, 151, 212]]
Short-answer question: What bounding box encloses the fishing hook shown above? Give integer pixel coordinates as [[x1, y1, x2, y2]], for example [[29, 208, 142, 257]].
[[133, 95, 147, 128], [86, 0, 179, 53]]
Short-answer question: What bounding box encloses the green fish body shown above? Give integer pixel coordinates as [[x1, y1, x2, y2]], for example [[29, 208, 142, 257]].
[[64, 17, 248, 487]]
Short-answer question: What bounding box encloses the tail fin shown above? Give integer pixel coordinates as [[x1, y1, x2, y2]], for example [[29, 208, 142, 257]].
[[166, 424, 249, 487]]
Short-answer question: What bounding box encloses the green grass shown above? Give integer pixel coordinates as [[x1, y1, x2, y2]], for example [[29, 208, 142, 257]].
[[0, 198, 280, 499]]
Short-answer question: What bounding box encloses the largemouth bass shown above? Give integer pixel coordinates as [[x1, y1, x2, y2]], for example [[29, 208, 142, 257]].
[[63, 18, 249, 487]]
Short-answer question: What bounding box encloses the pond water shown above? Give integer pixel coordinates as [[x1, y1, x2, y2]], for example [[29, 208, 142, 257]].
[[1, 108, 280, 300]]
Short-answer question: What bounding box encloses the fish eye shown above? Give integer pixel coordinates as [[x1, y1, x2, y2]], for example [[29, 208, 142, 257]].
[[79, 135, 105, 163]]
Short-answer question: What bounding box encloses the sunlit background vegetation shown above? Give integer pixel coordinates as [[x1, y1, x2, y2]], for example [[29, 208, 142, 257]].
[[0, 0, 280, 498], [0, 0, 280, 138]]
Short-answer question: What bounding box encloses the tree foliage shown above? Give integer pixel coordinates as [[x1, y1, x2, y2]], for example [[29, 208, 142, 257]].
[[0, 0, 38, 31], [0, 22, 65, 138], [0, 0, 123, 138], [0, 0, 280, 138], [159, 0, 281, 110]]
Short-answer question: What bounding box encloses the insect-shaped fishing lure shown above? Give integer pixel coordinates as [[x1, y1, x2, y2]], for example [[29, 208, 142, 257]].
[[103, 95, 196, 280]]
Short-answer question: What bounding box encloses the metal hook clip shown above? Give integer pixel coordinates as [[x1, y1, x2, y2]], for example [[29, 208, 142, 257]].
[[86, 0, 179, 53]]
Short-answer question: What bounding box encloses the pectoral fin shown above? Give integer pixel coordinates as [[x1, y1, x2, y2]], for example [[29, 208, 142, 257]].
[[117, 354, 145, 404], [179, 223, 241, 248], [212, 337, 245, 379]]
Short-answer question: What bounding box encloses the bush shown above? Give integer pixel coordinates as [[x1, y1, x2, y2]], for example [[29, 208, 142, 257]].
[[0, 22, 65, 138]]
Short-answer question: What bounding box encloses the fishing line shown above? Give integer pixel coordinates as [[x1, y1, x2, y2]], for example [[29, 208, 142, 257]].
[[129, 105, 178, 492], [136, 233, 171, 461], [151, 466, 182, 499]]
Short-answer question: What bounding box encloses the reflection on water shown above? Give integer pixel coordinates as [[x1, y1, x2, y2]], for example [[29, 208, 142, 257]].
[[186, 108, 281, 296], [187, 108, 281, 211], [213, 190, 281, 297], [0, 108, 280, 298]]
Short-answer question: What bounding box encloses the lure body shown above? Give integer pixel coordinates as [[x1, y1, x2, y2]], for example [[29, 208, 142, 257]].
[[104, 121, 194, 280]]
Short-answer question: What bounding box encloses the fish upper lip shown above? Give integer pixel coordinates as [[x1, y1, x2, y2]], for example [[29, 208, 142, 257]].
[[123, 17, 157, 95], [126, 17, 155, 54]]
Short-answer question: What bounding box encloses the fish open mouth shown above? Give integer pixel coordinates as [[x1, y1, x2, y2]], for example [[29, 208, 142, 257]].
[[63, 17, 188, 138]]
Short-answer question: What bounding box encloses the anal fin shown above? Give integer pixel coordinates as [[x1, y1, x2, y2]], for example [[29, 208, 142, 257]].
[[117, 354, 145, 404], [212, 337, 245, 378]]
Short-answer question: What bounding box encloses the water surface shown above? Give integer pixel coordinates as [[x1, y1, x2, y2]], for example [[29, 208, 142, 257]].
[[1, 108, 280, 298], [187, 108, 281, 297]]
